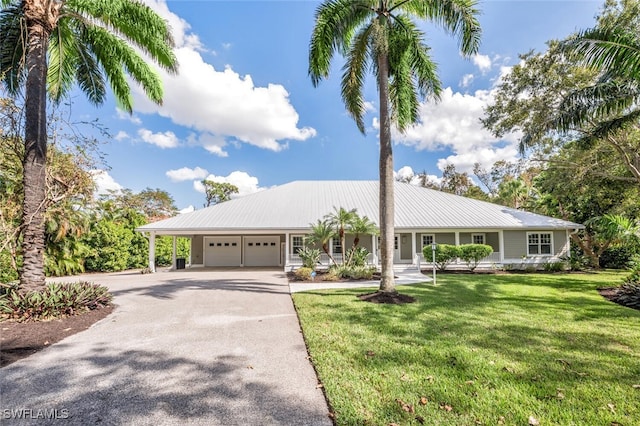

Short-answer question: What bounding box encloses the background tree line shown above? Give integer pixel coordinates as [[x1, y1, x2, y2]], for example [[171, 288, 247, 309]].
[[398, 0, 640, 269], [0, 97, 188, 284]]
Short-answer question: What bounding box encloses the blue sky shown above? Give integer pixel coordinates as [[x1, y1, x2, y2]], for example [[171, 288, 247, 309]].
[[83, 0, 603, 212]]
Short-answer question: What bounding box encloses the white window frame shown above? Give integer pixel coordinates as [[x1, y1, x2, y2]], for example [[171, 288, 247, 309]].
[[472, 233, 486, 245], [292, 235, 305, 254], [421, 234, 435, 248], [527, 232, 553, 256], [332, 237, 342, 254]]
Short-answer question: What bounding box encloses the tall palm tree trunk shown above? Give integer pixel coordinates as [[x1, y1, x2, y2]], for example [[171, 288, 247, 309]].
[[20, 2, 54, 291], [378, 53, 396, 293]]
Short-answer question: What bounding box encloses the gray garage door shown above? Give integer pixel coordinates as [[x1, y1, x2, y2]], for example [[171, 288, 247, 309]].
[[244, 236, 280, 267], [204, 237, 241, 267]]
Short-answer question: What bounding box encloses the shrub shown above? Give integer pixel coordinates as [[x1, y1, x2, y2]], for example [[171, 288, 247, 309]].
[[294, 267, 314, 281], [334, 265, 376, 280], [459, 244, 493, 271], [345, 246, 370, 267], [298, 247, 321, 270], [600, 245, 640, 269], [322, 268, 341, 281], [543, 261, 566, 272], [424, 244, 461, 271], [0, 282, 112, 321]]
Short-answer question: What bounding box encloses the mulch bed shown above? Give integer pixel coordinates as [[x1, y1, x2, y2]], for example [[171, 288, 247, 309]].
[[0, 305, 114, 368], [598, 287, 640, 311], [358, 291, 416, 304]]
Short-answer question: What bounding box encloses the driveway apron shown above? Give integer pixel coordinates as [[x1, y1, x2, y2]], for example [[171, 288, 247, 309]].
[[0, 269, 332, 425]]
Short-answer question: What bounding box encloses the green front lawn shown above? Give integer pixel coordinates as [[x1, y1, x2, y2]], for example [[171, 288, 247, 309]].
[[293, 272, 640, 425]]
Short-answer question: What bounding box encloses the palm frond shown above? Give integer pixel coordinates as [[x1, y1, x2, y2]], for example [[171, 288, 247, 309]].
[[71, 21, 106, 105], [402, 0, 481, 56], [68, 0, 178, 74], [83, 26, 133, 112], [562, 27, 640, 81], [555, 79, 639, 131], [47, 20, 78, 102], [309, 0, 372, 86], [84, 25, 164, 112], [0, 4, 27, 96], [341, 24, 373, 133]]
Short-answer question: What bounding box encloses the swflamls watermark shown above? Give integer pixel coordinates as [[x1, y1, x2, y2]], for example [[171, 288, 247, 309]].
[[2, 408, 70, 420]]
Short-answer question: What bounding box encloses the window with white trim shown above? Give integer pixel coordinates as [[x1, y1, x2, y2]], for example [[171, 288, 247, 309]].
[[332, 238, 342, 254], [292, 235, 304, 254], [527, 232, 552, 255], [421, 234, 435, 248], [472, 233, 485, 245]]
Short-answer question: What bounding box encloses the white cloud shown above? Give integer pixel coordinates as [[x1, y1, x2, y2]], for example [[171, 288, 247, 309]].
[[187, 133, 228, 157], [91, 170, 123, 195], [459, 73, 474, 88], [114, 131, 130, 141], [472, 54, 492, 73], [393, 87, 507, 150], [138, 128, 180, 149], [200, 171, 264, 197], [395, 166, 441, 186], [179, 205, 195, 214], [363, 101, 375, 112], [166, 166, 209, 182], [116, 109, 142, 125], [133, 1, 316, 153], [395, 166, 415, 182], [436, 145, 520, 174], [142, 0, 204, 51], [386, 82, 521, 174]]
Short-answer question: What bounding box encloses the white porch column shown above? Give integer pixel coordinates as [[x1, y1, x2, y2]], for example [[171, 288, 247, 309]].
[[411, 231, 417, 265], [172, 236, 177, 270], [372, 234, 377, 264], [284, 232, 290, 267], [499, 230, 505, 262], [455, 232, 460, 246], [148, 232, 156, 273]]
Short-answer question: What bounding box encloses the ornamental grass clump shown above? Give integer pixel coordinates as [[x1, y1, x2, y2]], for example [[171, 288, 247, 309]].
[[0, 282, 112, 321]]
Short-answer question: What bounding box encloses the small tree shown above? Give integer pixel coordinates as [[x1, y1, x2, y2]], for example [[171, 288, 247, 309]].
[[459, 244, 493, 271], [306, 219, 337, 266], [202, 181, 239, 207]]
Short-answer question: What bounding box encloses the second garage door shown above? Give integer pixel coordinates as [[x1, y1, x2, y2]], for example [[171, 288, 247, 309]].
[[244, 236, 280, 267]]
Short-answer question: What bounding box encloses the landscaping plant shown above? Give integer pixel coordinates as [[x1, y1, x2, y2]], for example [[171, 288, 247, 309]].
[[425, 244, 461, 271], [459, 244, 493, 271], [298, 247, 321, 270], [0, 282, 112, 321]]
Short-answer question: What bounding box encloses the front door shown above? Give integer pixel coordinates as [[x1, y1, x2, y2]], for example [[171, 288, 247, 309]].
[[394, 235, 401, 262]]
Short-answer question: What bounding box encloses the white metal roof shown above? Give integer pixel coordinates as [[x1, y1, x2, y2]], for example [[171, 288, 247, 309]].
[[137, 180, 582, 234]]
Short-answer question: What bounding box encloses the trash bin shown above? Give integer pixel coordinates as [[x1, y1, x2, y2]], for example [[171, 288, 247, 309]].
[[176, 258, 186, 270]]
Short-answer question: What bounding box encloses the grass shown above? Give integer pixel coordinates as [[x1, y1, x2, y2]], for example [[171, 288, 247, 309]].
[[293, 271, 640, 425]]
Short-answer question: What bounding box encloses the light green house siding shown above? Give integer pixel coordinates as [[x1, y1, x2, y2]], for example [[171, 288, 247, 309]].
[[504, 230, 569, 258], [191, 235, 204, 265], [486, 232, 500, 251]]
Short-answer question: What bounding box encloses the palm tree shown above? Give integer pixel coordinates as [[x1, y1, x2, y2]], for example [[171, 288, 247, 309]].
[[346, 214, 378, 265], [309, 0, 481, 294], [306, 219, 337, 266], [0, 0, 178, 291], [325, 207, 357, 265]]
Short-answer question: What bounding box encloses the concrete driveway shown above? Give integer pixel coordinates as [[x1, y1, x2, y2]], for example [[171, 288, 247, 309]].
[[0, 269, 332, 425]]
